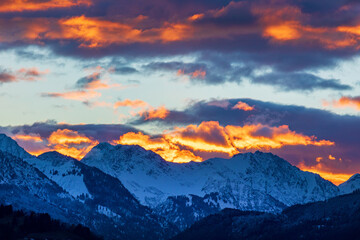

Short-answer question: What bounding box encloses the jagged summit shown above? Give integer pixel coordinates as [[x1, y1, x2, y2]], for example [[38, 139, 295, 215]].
[[38, 151, 76, 162], [0, 133, 32, 159], [82, 142, 339, 230], [83, 142, 168, 167], [348, 173, 360, 181], [339, 173, 360, 194]]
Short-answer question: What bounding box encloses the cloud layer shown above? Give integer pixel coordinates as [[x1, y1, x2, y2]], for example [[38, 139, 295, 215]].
[[1, 0, 360, 90]]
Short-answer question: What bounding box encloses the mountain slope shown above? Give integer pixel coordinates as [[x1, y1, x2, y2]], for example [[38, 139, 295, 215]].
[[338, 173, 360, 194], [0, 135, 178, 239], [82, 143, 339, 229], [173, 191, 360, 240], [0, 150, 83, 225], [30, 151, 177, 239], [0, 204, 101, 240], [0, 134, 32, 159]]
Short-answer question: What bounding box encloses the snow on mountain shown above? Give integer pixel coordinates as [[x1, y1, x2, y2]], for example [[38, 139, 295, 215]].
[[83, 144, 339, 208], [28, 151, 178, 239], [82, 143, 340, 229], [0, 134, 32, 159], [29, 151, 92, 198], [339, 173, 360, 194], [0, 135, 178, 239], [0, 150, 82, 224]]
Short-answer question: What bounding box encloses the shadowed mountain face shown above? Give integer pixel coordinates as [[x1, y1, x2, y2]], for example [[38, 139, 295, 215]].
[[0, 135, 178, 240], [0, 134, 32, 159], [82, 143, 339, 229], [172, 191, 360, 240], [0, 204, 101, 240], [339, 173, 360, 194], [0, 133, 358, 238]]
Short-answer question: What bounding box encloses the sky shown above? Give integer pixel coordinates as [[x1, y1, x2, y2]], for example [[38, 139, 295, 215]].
[[0, 0, 360, 185]]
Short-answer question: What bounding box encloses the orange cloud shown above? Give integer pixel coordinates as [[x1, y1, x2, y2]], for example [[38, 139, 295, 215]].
[[42, 90, 101, 101], [48, 129, 98, 159], [13, 134, 43, 142], [79, 72, 122, 90], [188, 13, 205, 22], [113, 99, 169, 120], [177, 69, 206, 79], [16, 67, 50, 81], [264, 22, 301, 41], [232, 101, 254, 111], [253, 3, 360, 49], [298, 161, 352, 185], [139, 106, 170, 120], [0, 0, 92, 12], [0, 3, 359, 51], [114, 132, 202, 163], [324, 96, 360, 111], [11, 133, 51, 156], [10, 130, 98, 159], [113, 121, 334, 163], [48, 16, 194, 48], [0, 67, 49, 84], [114, 99, 149, 109]]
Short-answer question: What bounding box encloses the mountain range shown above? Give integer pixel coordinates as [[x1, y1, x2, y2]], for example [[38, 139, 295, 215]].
[[173, 190, 360, 240], [0, 133, 359, 239]]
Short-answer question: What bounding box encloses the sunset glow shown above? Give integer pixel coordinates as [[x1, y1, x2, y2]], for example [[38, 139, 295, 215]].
[[0, 0, 359, 186], [0, 0, 92, 12]]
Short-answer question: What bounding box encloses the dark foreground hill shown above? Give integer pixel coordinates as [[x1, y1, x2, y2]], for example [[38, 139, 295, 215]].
[[0, 204, 102, 240], [173, 190, 360, 240]]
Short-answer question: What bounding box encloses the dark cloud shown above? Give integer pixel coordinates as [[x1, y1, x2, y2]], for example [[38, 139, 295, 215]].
[[112, 66, 138, 75], [0, 67, 47, 84], [129, 98, 360, 173], [75, 72, 102, 89], [251, 72, 352, 91], [0, 71, 16, 83], [0, 0, 358, 79], [0, 121, 140, 143], [144, 59, 253, 84]]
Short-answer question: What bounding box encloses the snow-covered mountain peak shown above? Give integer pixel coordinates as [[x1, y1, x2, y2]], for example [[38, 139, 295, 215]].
[[83, 144, 339, 214], [339, 173, 360, 194], [83, 143, 169, 170], [0, 133, 32, 159], [348, 173, 360, 181], [38, 151, 76, 164]]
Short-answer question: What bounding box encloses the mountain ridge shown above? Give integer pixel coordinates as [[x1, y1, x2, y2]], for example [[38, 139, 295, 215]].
[[1, 133, 359, 234]]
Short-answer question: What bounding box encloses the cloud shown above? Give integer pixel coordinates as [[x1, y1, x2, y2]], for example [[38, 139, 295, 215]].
[[232, 101, 254, 111], [0, 67, 49, 84], [138, 106, 170, 120], [0, 121, 140, 158], [0, 110, 357, 184], [251, 72, 352, 91], [42, 90, 101, 101], [144, 60, 251, 85], [114, 99, 149, 109], [110, 66, 139, 75], [75, 71, 121, 90], [114, 121, 333, 163], [114, 99, 170, 120], [129, 98, 360, 180], [0, 0, 359, 90], [113, 132, 202, 163], [42, 67, 122, 102], [0, 0, 92, 12], [323, 96, 360, 111], [0, 72, 16, 83], [297, 161, 352, 185], [47, 129, 98, 159]]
